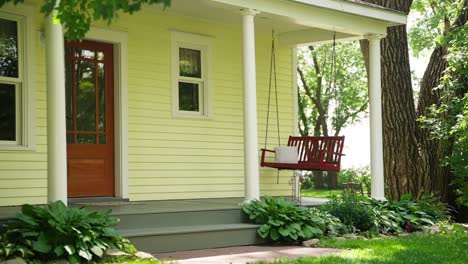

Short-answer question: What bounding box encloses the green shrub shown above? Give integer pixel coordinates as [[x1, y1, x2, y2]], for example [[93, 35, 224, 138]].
[[0, 201, 133, 263], [242, 196, 325, 242], [321, 192, 377, 233], [308, 208, 347, 237], [365, 194, 448, 233]]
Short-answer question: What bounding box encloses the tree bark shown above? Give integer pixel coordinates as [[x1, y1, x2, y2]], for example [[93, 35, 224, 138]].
[[416, 1, 468, 201], [360, 0, 468, 202], [360, 0, 424, 199]]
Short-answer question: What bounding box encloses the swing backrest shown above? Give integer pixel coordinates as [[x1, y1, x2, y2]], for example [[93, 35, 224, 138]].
[[287, 136, 345, 165]]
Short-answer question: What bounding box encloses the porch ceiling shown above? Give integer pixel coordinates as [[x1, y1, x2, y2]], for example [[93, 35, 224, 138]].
[[150, 0, 406, 46]]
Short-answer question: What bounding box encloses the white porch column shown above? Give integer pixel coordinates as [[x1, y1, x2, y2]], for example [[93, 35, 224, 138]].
[[45, 2, 67, 204], [367, 34, 385, 200], [241, 9, 260, 202]]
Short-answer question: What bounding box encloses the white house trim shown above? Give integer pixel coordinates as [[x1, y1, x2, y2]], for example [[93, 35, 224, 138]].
[[241, 9, 261, 202], [0, 4, 35, 151], [278, 28, 361, 47], [45, 0, 67, 204], [211, 0, 392, 35], [367, 33, 386, 200], [85, 27, 129, 199], [170, 31, 214, 119], [291, 0, 406, 25]]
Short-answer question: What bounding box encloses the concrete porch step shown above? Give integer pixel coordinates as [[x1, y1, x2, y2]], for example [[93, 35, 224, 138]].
[[120, 223, 263, 253], [115, 208, 247, 229]]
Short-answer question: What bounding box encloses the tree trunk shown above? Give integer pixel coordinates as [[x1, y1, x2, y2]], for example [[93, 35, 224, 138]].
[[417, 47, 452, 201], [313, 171, 325, 189], [327, 171, 338, 189], [416, 2, 468, 201], [360, 0, 468, 202], [359, 0, 424, 200]]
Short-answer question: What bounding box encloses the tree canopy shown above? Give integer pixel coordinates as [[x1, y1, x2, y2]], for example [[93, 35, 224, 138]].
[[297, 42, 368, 137]]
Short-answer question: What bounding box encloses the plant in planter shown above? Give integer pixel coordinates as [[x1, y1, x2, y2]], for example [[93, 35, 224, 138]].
[[0, 201, 134, 263]]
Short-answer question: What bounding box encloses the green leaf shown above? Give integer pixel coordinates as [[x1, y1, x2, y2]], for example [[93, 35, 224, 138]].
[[270, 228, 280, 241], [78, 249, 92, 261], [279, 227, 291, 236], [258, 225, 271, 238], [291, 223, 301, 230], [68, 254, 81, 264], [90, 245, 103, 257], [54, 246, 65, 257], [290, 232, 299, 240], [420, 218, 435, 225], [268, 219, 284, 227], [32, 233, 52, 253], [64, 245, 76, 255]]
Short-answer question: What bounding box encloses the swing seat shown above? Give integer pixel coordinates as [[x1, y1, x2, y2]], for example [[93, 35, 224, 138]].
[[261, 136, 345, 172]]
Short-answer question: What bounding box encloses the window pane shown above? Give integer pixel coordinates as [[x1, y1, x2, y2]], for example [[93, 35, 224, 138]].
[[76, 61, 96, 131], [97, 62, 105, 132], [0, 18, 18, 78], [80, 49, 95, 59], [0, 83, 16, 141], [179, 82, 200, 112], [77, 134, 96, 144], [179, 48, 201, 78], [97, 51, 104, 61]]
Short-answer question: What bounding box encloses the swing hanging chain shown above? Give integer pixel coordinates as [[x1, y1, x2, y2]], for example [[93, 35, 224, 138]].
[[331, 33, 340, 121], [273, 31, 281, 148], [263, 29, 282, 184], [264, 29, 281, 149]]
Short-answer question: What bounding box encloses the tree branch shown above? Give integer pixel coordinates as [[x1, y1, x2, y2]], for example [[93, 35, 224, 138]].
[[334, 100, 369, 136], [297, 66, 319, 106]]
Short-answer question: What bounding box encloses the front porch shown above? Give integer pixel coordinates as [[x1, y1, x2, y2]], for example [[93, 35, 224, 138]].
[[0, 197, 325, 253], [0, 0, 405, 208]]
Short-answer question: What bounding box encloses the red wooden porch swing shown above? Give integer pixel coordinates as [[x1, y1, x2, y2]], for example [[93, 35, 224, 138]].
[[260, 31, 345, 174]]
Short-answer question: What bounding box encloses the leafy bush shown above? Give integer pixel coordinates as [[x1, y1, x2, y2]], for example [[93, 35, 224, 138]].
[[321, 192, 377, 233], [308, 208, 347, 237], [365, 194, 448, 234], [242, 196, 325, 242], [0, 201, 133, 263]]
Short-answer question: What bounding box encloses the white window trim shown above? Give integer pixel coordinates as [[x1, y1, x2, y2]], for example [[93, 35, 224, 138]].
[[171, 31, 213, 118], [0, 4, 35, 151]]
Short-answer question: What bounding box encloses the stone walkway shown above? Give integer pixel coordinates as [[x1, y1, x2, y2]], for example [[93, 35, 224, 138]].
[[154, 245, 340, 264]]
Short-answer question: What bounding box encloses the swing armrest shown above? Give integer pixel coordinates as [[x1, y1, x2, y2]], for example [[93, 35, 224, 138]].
[[260, 148, 276, 165], [261, 148, 276, 153]]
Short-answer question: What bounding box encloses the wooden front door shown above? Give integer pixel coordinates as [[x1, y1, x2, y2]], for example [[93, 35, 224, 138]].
[[65, 40, 115, 197]]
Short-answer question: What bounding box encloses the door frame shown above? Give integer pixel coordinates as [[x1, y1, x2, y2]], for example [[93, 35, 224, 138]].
[[84, 27, 129, 199]]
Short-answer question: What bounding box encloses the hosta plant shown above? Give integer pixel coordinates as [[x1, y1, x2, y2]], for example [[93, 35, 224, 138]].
[[0, 201, 134, 263], [242, 196, 324, 242]]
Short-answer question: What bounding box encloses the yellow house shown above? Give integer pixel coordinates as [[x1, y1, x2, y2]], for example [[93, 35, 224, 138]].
[[0, 0, 405, 207]]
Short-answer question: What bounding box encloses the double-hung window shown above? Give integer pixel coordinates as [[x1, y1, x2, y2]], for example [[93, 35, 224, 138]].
[[0, 10, 33, 149], [171, 31, 212, 117]]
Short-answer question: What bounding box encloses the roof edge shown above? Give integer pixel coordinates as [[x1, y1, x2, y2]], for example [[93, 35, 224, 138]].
[[290, 0, 407, 25]]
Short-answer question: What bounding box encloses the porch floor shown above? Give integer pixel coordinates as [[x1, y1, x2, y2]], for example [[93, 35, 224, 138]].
[[0, 197, 327, 220]]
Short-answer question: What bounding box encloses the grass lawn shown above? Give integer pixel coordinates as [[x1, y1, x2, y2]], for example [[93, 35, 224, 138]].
[[256, 233, 468, 264], [301, 188, 342, 198]]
